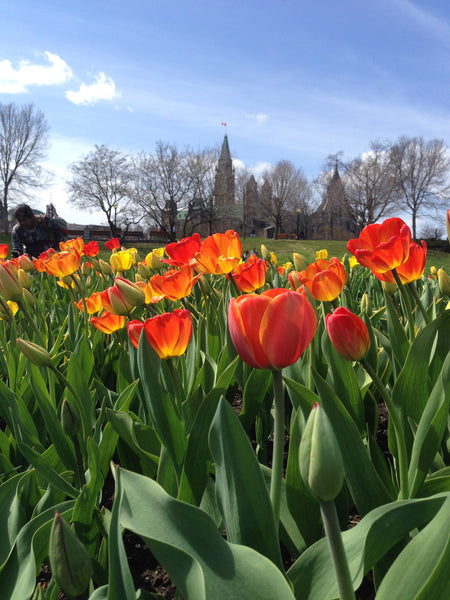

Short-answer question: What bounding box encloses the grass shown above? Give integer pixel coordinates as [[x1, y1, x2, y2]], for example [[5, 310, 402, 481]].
[[2, 234, 449, 274]]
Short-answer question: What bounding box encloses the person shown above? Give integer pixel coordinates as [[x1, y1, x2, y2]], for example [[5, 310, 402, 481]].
[[11, 204, 68, 258]]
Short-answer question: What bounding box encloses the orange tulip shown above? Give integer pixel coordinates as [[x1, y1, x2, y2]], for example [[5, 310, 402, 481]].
[[347, 217, 411, 274], [90, 311, 126, 333], [230, 255, 267, 293], [59, 237, 84, 256], [42, 251, 81, 277], [295, 257, 347, 302], [127, 309, 193, 359], [74, 291, 103, 314], [228, 288, 317, 370], [162, 233, 202, 267], [375, 240, 427, 284], [0, 244, 9, 259], [193, 230, 242, 274], [326, 307, 370, 361], [148, 267, 201, 301]]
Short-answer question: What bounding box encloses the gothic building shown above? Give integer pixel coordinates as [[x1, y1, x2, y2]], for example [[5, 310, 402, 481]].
[[214, 134, 235, 206]]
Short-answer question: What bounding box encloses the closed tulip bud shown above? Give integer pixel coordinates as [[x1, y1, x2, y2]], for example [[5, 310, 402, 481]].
[[22, 288, 36, 307], [293, 252, 308, 272], [138, 261, 152, 279], [0, 296, 14, 321], [438, 268, 450, 296], [381, 280, 397, 296], [326, 307, 370, 361], [17, 268, 32, 289], [115, 277, 146, 307], [61, 399, 80, 437], [149, 252, 164, 270], [299, 403, 344, 502], [260, 244, 271, 262], [18, 254, 35, 271], [265, 265, 273, 285], [360, 292, 372, 316], [16, 338, 51, 367], [430, 266, 437, 279], [0, 263, 23, 302], [98, 259, 113, 275], [49, 512, 93, 598]]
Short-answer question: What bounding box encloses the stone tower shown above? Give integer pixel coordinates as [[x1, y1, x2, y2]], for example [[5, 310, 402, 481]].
[[214, 135, 235, 206]]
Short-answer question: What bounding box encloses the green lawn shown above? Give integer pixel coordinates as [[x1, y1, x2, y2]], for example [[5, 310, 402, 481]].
[[2, 233, 449, 274]]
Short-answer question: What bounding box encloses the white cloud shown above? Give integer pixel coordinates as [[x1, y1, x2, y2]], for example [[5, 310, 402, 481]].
[[0, 51, 73, 93], [65, 72, 120, 105], [245, 112, 268, 125]]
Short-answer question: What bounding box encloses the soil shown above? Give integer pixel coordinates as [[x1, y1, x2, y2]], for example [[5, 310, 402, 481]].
[[36, 400, 391, 599]]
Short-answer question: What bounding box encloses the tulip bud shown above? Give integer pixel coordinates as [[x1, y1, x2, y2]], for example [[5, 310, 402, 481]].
[[115, 277, 146, 307], [138, 261, 152, 279], [430, 266, 437, 280], [18, 254, 35, 271], [98, 259, 112, 275], [16, 338, 51, 367], [260, 244, 271, 262], [0, 263, 23, 302], [61, 399, 80, 437], [299, 403, 344, 502], [0, 296, 14, 321], [325, 307, 370, 361], [22, 288, 36, 307], [446, 209, 450, 243], [438, 268, 450, 296], [17, 268, 32, 289], [360, 292, 372, 316], [293, 252, 308, 272], [49, 511, 93, 598], [381, 280, 397, 296]]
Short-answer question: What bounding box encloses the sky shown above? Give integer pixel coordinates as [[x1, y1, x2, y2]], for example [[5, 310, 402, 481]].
[[1, 0, 450, 228]]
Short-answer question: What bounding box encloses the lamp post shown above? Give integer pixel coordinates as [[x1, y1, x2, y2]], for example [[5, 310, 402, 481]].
[[296, 208, 301, 239]]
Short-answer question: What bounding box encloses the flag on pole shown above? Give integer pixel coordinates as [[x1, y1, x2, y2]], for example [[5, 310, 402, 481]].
[[221, 122, 227, 126]]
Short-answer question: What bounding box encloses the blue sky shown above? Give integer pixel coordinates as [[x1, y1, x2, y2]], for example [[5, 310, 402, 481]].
[[1, 0, 450, 225]]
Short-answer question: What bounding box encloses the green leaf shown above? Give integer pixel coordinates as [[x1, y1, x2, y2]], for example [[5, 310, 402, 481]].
[[239, 367, 272, 432], [287, 494, 447, 600], [0, 473, 29, 565], [383, 291, 409, 376], [113, 466, 295, 600], [209, 398, 283, 569], [0, 501, 74, 600], [408, 352, 450, 498], [312, 371, 392, 514], [375, 494, 450, 600], [136, 333, 186, 470]]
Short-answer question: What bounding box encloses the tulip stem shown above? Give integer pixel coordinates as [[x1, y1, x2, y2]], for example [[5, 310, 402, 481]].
[[407, 282, 431, 325], [361, 358, 409, 499], [320, 499, 356, 600], [270, 369, 285, 528], [391, 269, 415, 339], [17, 299, 46, 347]]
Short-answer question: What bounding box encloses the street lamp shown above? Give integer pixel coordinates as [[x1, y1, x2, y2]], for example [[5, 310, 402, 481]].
[[296, 208, 301, 239]]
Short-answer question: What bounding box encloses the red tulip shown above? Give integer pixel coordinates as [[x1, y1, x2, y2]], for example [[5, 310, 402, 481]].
[[230, 255, 267, 293], [347, 217, 411, 274], [83, 241, 100, 257], [295, 257, 347, 301], [162, 233, 202, 267], [127, 309, 192, 359], [326, 307, 370, 361], [228, 288, 317, 370], [105, 237, 121, 251], [0, 244, 9, 259], [375, 240, 427, 284]]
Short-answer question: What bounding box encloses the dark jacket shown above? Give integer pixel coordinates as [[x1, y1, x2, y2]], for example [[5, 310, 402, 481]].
[[11, 216, 68, 258]]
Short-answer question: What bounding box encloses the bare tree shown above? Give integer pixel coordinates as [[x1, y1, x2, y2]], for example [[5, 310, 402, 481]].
[[0, 103, 50, 233], [261, 160, 311, 238], [334, 141, 400, 231], [389, 136, 450, 238], [133, 142, 218, 241], [67, 144, 136, 238]]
